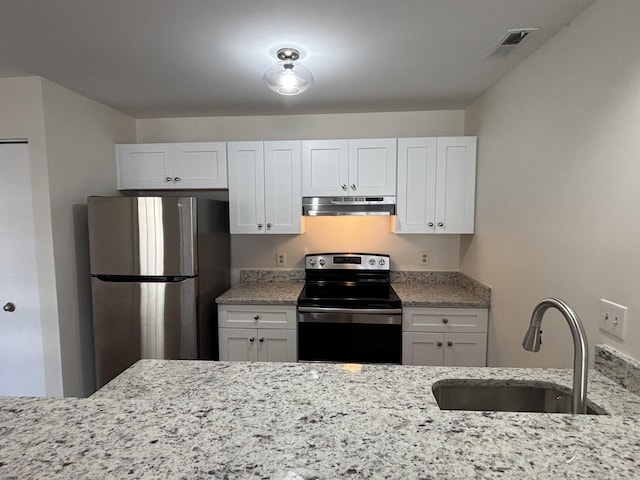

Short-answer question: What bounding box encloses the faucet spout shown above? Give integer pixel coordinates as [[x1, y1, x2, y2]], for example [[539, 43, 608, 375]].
[[522, 298, 589, 414]]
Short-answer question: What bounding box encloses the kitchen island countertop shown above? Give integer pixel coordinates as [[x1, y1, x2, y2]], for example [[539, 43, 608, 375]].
[[2, 359, 640, 479]]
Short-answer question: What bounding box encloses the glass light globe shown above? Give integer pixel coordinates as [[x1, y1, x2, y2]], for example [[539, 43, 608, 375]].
[[263, 61, 314, 96]]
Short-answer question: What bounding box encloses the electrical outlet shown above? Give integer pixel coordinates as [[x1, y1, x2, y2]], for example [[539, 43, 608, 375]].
[[276, 252, 287, 266], [599, 299, 627, 341], [419, 251, 430, 265]]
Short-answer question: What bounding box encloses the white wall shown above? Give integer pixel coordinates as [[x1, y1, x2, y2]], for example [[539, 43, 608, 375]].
[[0, 77, 63, 396], [0, 76, 136, 397], [462, 0, 640, 366], [137, 110, 466, 280], [41, 78, 136, 396]]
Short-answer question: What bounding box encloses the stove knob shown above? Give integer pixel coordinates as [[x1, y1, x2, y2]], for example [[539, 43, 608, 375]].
[[369, 258, 376, 266], [309, 258, 317, 266], [319, 259, 326, 266], [379, 258, 386, 266]]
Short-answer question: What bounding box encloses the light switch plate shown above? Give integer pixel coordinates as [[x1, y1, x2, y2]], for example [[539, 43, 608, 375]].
[[599, 299, 627, 341]]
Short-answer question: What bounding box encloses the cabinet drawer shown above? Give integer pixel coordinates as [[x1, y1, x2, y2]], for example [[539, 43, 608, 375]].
[[402, 307, 488, 333], [218, 304, 297, 329]]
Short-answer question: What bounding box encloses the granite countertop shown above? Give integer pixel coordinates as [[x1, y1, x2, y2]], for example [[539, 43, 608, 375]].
[[215, 281, 303, 305], [2, 356, 640, 479], [216, 270, 491, 308]]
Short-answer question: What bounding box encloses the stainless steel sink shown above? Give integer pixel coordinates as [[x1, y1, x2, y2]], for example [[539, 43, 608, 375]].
[[432, 380, 607, 415]]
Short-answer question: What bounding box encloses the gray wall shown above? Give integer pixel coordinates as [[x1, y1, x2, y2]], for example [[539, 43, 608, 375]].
[[462, 0, 640, 366]]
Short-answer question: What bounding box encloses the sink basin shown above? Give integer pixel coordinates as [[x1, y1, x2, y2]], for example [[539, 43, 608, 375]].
[[432, 380, 606, 415]]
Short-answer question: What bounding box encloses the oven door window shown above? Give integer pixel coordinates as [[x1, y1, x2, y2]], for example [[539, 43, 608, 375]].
[[298, 322, 401, 364]]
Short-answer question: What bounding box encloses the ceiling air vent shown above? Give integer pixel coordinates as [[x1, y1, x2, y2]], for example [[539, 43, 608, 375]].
[[485, 28, 539, 58]]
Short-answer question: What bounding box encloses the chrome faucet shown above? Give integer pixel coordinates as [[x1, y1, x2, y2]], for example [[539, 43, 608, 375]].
[[522, 298, 588, 414]]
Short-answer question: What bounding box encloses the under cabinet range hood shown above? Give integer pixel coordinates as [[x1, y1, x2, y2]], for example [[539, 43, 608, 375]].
[[302, 196, 396, 216]]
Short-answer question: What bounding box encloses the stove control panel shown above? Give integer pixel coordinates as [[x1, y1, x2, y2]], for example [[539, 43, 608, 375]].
[[305, 253, 390, 270]]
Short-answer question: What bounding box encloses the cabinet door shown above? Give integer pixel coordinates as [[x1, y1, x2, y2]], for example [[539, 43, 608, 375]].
[[301, 140, 349, 196], [228, 142, 266, 234], [396, 138, 437, 233], [116, 144, 172, 190], [443, 333, 486, 367], [402, 332, 444, 366], [219, 328, 258, 361], [435, 137, 477, 234], [257, 329, 297, 362], [264, 141, 302, 234], [348, 138, 397, 195], [172, 142, 227, 188]]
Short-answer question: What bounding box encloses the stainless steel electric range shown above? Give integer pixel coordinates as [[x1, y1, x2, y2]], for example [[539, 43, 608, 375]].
[[297, 253, 402, 364]]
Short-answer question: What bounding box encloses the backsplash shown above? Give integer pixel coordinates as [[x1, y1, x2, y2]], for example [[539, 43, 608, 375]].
[[595, 344, 640, 397], [240, 269, 305, 282]]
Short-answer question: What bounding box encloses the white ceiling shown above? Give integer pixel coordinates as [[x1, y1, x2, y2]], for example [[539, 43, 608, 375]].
[[0, 0, 595, 118]]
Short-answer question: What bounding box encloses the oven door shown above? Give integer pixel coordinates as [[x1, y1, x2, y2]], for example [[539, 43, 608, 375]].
[[297, 307, 402, 364]]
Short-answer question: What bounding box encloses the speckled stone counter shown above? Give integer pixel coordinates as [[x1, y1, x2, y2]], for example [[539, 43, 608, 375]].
[[2, 358, 640, 479], [215, 281, 303, 305], [217, 270, 490, 308]]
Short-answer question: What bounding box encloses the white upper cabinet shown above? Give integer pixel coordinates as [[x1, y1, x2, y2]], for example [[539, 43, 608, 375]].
[[228, 141, 301, 235], [116, 142, 227, 190], [396, 136, 476, 234], [302, 138, 397, 196]]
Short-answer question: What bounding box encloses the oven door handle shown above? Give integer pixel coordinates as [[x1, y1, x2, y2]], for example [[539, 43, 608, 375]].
[[297, 307, 403, 315]]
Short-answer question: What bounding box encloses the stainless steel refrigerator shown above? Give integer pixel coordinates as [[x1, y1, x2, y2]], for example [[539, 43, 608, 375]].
[[88, 196, 230, 388]]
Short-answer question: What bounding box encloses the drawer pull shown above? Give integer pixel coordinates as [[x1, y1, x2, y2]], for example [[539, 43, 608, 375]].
[[437, 341, 443, 347], [442, 318, 449, 324], [254, 314, 260, 320], [447, 341, 453, 347], [249, 337, 255, 343]]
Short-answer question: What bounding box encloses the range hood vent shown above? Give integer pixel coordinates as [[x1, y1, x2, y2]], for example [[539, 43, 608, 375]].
[[302, 196, 396, 216], [485, 28, 539, 58]]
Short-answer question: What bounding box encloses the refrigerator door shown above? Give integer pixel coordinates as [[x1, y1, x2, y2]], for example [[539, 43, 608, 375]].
[[91, 277, 197, 388], [88, 196, 197, 276]]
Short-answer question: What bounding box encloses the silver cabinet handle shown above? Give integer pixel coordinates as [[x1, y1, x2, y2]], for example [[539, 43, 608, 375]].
[[447, 341, 453, 347], [427, 222, 434, 227], [165, 177, 172, 182], [351, 184, 357, 190], [438, 222, 444, 227], [257, 224, 263, 230], [266, 223, 272, 229], [3, 302, 16, 312], [341, 184, 347, 191], [253, 314, 260, 320], [259, 337, 264, 343], [436, 341, 443, 347], [249, 337, 255, 343], [442, 318, 449, 324], [174, 177, 181, 182]]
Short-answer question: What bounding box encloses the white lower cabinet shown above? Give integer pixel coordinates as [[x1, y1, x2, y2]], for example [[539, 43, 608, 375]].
[[402, 307, 488, 367], [218, 304, 297, 362]]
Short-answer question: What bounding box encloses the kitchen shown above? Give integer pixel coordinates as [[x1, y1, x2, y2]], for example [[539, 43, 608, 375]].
[[1, 0, 640, 477]]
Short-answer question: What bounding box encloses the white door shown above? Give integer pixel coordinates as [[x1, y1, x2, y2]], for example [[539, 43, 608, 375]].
[[301, 139, 349, 196], [264, 141, 302, 234], [0, 143, 47, 396], [348, 138, 397, 195], [401, 332, 444, 366], [443, 333, 487, 367], [116, 143, 172, 189], [396, 138, 438, 233], [172, 142, 228, 189], [435, 137, 477, 234], [228, 142, 266, 234], [219, 328, 258, 361], [257, 329, 297, 362]]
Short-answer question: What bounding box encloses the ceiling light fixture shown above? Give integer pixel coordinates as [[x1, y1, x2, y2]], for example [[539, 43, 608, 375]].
[[263, 47, 313, 96]]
